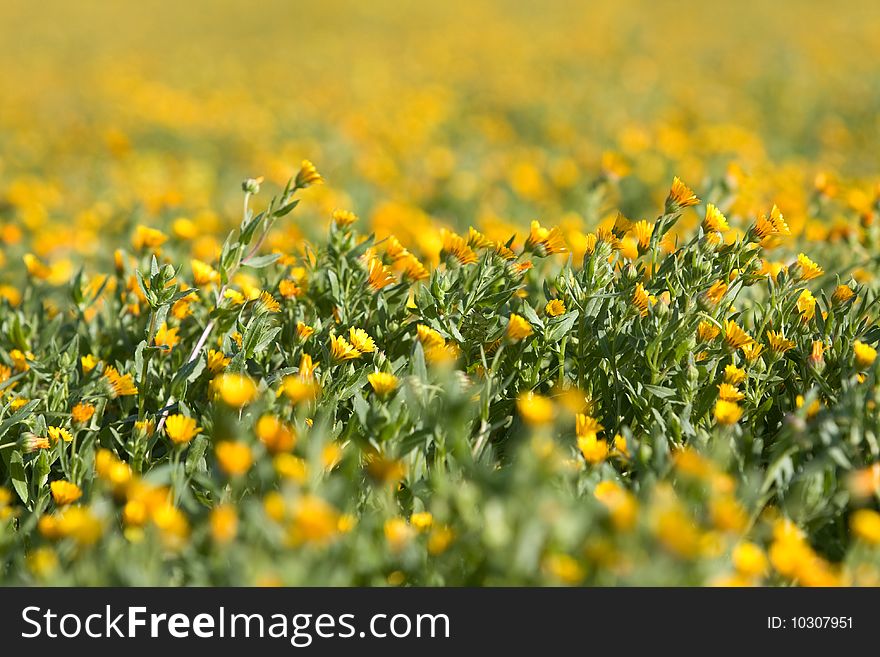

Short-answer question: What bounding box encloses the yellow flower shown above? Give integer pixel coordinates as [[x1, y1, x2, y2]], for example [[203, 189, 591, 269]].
[[191, 259, 219, 286], [81, 354, 99, 373], [717, 383, 744, 402], [384, 517, 414, 552], [724, 320, 753, 350], [516, 392, 555, 425], [10, 349, 31, 371], [854, 340, 877, 370], [296, 321, 315, 340], [723, 364, 746, 385], [71, 402, 96, 424], [23, 253, 51, 279], [766, 330, 795, 354], [416, 324, 445, 348], [289, 495, 340, 546], [753, 205, 791, 241], [50, 480, 82, 505], [704, 280, 727, 306], [368, 371, 399, 396], [742, 342, 764, 362], [103, 365, 138, 397], [366, 257, 396, 291], [796, 394, 821, 419], [506, 313, 533, 340], [795, 253, 823, 281], [258, 290, 281, 313], [410, 511, 433, 531], [215, 441, 253, 476], [545, 299, 566, 317], [295, 160, 323, 188], [850, 509, 880, 545], [442, 230, 478, 265], [274, 454, 308, 483], [278, 279, 303, 298], [210, 505, 238, 544], [206, 349, 230, 374], [832, 284, 855, 304], [165, 414, 201, 444], [714, 399, 743, 425], [212, 373, 258, 407], [48, 426, 73, 443], [594, 481, 638, 531], [224, 289, 246, 305], [281, 376, 320, 404], [256, 415, 296, 453], [154, 323, 180, 350], [632, 283, 653, 317], [796, 289, 816, 321], [132, 225, 167, 250], [666, 176, 700, 210], [349, 327, 376, 353], [27, 546, 59, 578], [526, 220, 567, 255], [632, 219, 654, 253], [578, 433, 608, 465], [697, 320, 720, 342], [732, 542, 768, 577], [543, 553, 585, 584], [330, 334, 361, 360], [332, 209, 358, 228], [703, 204, 729, 233]]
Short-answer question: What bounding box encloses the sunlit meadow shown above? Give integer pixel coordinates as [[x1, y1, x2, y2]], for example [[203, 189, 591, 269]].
[[1, 0, 880, 585]]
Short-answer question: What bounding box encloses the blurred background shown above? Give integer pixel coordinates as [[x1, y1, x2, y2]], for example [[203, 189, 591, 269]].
[[2, 0, 880, 284]]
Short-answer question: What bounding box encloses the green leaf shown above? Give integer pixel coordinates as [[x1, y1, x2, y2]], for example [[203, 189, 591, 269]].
[[10, 450, 28, 505]]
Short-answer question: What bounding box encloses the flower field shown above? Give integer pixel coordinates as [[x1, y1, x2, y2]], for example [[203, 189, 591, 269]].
[[1, 0, 880, 586]]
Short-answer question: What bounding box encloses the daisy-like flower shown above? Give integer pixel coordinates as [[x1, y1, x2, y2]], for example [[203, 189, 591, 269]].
[[331, 209, 357, 228], [741, 342, 764, 362], [526, 220, 567, 256], [717, 383, 744, 402], [632, 219, 654, 254], [297, 321, 316, 340], [399, 253, 429, 281], [714, 399, 743, 425], [545, 299, 566, 317], [832, 284, 855, 304], [506, 314, 533, 340], [632, 283, 654, 317], [766, 330, 796, 354], [298, 353, 317, 380], [295, 160, 323, 188], [50, 480, 82, 506], [752, 205, 791, 242], [349, 327, 376, 353], [71, 402, 96, 424], [257, 291, 281, 314], [48, 426, 73, 443], [416, 324, 446, 349], [516, 392, 555, 425], [256, 415, 296, 453], [330, 334, 361, 360], [702, 204, 730, 233], [724, 320, 753, 351], [796, 289, 816, 321], [212, 373, 258, 407], [723, 364, 746, 385], [467, 227, 495, 249], [854, 340, 877, 370], [442, 230, 478, 265], [809, 340, 826, 370], [704, 280, 727, 306], [697, 320, 720, 342], [165, 414, 201, 445], [368, 372, 399, 397], [215, 441, 253, 476], [191, 259, 219, 286], [367, 258, 396, 291], [206, 349, 230, 374], [795, 253, 823, 281], [81, 354, 99, 373], [103, 365, 138, 397], [666, 177, 700, 211], [279, 279, 303, 298], [154, 323, 180, 350], [132, 225, 168, 251]]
